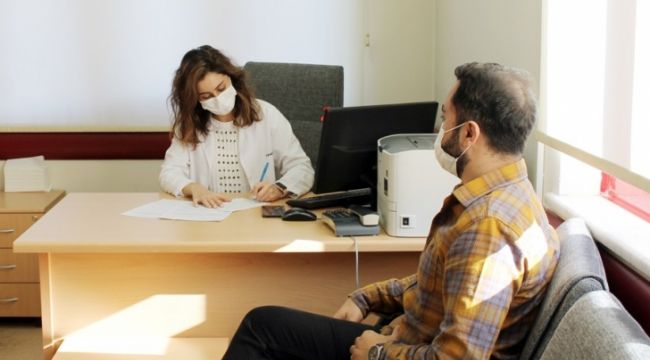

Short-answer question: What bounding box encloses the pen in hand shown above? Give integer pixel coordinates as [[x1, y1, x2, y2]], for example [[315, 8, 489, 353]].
[[251, 162, 270, 200], [259, 161, 270, 182]]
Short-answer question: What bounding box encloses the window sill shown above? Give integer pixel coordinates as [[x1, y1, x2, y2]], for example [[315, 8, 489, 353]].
[[544, 193, 650, 282]]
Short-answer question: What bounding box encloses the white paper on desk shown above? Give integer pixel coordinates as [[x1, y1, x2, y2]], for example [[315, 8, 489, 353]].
[[122, 199, 230, 221], [222, 197, 268, 211], [122, 199, 173, 218], [160, 201, 231, 221], [122, 198, 266, 221]]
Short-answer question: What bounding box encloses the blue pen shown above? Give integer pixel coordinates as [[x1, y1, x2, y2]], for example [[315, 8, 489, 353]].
[[259, 161, 270, 182]]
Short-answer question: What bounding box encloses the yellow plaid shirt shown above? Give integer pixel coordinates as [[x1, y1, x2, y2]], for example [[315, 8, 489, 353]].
[[351, 160, 559, 359]]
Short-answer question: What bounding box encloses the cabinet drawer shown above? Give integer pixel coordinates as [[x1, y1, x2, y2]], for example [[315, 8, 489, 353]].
[[0, 283, 41, 317], [0, 249, 39, 282], [0, 213, 40, 248]]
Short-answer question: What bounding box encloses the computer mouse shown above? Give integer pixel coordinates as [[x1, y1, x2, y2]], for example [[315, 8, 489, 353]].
[[281, 207, 317, 221]]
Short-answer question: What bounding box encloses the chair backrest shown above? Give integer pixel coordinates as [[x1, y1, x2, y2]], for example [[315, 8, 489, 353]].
[[540, 290, 650, 360], [243, 62, 344, 168], [519, 218, 609, 359]]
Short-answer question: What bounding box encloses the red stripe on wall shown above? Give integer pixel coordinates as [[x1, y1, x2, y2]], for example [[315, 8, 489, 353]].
[[0, 132, 170, 160]]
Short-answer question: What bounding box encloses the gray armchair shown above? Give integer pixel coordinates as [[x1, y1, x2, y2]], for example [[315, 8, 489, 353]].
[[520, 218, 609, 359], [243, 61, 344, 168], [540, 290, 650, 359]]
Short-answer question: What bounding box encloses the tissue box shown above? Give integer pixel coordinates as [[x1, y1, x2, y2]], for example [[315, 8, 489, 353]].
[[3, 156, 51, 192]]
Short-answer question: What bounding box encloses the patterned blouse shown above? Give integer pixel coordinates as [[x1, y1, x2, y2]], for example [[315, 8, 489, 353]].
[[213, 120, 250, 194]]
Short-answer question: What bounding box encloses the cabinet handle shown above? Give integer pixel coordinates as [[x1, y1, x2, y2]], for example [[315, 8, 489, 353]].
[[0, 229, 16, 234], [0, 264, 17, 270], [0, 297, 18, 303]]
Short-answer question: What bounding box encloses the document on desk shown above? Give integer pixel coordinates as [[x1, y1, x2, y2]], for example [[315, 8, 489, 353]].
[[122, 198, 267, 221], [223, 197, 269, 211]]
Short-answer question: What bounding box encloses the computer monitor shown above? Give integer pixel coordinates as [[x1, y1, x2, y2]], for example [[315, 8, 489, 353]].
[[313, 101, 438, 194]]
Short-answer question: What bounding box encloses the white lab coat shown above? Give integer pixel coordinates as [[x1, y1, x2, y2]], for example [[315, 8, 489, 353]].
[[160, 100, 314, 197]]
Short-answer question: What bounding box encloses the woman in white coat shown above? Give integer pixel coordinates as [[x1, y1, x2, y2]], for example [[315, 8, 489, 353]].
[[160, 45, 314, 208]]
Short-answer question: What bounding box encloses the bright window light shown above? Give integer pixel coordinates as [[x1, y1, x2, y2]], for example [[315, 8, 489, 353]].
[[632, 1, 650, 178], [542, 0, 650, 279], [545, 0, 607, 195], [546, 0, 606, 152]]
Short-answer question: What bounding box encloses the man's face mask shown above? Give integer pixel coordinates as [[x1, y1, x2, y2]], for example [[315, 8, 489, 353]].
[[434, 122, 472, 177]]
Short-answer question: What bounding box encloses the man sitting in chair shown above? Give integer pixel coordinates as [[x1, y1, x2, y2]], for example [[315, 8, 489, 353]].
[[222, 62, 560, 360]]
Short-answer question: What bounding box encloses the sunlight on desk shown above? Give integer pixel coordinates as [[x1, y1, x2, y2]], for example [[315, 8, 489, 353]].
[[65, 294, 206, 339], [273, 239, 326, 252]]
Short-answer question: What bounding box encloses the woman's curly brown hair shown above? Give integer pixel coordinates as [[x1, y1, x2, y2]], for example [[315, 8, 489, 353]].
[[169, 45, 261, 147]]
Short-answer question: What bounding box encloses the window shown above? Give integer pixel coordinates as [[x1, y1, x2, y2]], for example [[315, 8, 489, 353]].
[[539, 0, 650, 279]]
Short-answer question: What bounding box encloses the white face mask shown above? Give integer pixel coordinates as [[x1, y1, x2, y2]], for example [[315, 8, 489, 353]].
[[200, 85, 237, 116], [434, 122, 471, 177]]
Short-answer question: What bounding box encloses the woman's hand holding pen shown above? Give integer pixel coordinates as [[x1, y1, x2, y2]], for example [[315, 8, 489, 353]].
[[252, 161, 284, 202], [184, 183, 230, 208], [251, 181, 285, 202]]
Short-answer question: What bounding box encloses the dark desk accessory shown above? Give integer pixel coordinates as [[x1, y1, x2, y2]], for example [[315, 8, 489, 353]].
[[286, 188, 371, 210], [281, 207, 317, 221], [322, 208, 379, 236], [261, 205, 285, 218]]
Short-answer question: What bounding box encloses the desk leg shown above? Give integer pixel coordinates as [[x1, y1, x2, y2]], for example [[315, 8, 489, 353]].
[[39, 253, 60, 360]]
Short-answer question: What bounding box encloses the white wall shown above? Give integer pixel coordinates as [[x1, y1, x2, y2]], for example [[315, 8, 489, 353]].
[[363, 0, 436, 104], [0, 0, 365, 130], [435, 0, 543, 180], [0, 1, 437, 192], [1, 2, 545, 192]]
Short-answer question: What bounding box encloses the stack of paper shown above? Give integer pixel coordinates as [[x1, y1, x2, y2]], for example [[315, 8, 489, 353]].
[[3, 156, 51, 192]]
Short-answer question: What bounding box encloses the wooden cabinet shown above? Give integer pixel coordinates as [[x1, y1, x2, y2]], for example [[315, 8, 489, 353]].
[[0, 190, 64, 317]]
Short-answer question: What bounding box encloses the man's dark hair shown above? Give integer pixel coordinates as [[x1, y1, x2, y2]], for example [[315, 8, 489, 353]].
[[453, 62, 537, 155]]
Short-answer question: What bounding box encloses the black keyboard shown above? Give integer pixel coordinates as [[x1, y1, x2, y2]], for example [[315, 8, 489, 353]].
[[286, 188, 372, 209]]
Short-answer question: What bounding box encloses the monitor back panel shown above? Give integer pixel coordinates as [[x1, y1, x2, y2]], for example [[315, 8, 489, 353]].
[[314, 101, 438, 193]]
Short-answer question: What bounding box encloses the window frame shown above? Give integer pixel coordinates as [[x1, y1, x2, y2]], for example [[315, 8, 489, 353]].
[[538, 0, 650, 281]]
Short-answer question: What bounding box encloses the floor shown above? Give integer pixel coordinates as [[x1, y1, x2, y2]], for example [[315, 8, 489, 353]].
[[0, 318, 42, 360]]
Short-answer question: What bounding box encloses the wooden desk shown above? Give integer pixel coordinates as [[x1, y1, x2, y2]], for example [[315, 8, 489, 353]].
[[14, 193, 424, 359]]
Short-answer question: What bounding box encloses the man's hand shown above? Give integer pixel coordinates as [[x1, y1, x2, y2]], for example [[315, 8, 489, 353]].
[[350, 326, 401, 360], [184, 183, 230, 208], [333, 298, 364, 322], [251, 181, 285, 202]]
